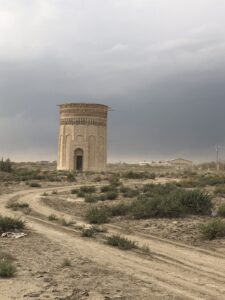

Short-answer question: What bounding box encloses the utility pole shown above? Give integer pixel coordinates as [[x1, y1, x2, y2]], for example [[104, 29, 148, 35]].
[[215, 145, 220, 172]]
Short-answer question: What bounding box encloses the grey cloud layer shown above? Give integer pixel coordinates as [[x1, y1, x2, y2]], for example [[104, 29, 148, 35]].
[[0, 0, 225, 161]]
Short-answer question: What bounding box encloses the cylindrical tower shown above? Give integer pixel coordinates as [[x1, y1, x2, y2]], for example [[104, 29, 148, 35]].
[[57, 103, 108, 172]]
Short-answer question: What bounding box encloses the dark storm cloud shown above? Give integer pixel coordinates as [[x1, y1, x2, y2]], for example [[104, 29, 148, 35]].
[[0, 0, 225, 161]]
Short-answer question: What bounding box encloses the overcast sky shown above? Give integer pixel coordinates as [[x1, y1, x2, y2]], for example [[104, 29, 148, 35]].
[[0, 0, 225, 163]]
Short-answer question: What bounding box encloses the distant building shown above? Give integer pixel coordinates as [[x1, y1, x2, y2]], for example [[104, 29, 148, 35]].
[[168, 158, 193, 169]]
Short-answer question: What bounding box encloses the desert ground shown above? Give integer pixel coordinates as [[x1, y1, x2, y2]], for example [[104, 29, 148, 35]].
[[1, 163, 225, 299]]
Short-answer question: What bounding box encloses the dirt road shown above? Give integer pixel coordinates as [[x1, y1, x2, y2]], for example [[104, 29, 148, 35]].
[[1, 187, 225, 300]]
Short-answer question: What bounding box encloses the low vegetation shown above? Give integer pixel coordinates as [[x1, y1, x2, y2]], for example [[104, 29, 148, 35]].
[[120, 186, 139, 198], [105, 234, 137, 250], [0, 215, 25, 233], [214, 185, 225, 196], [86, 207, 110, 224], [199, 218, 225, 240], [86, 189, 212, 223], [61, 258, 72, 268], [106, 190, 118, 200], [80, 186, 96, 194], [6, 201, 30, 211], [0, 158, 13, 173], [48, 214, 58, 221], [122, 171, 156, 180], [81, 226, 96, 237], [130, 190, 212, 219], [218, 204, 225, 217], [0, 258, 17, 278], [178, 175, 225, 188]]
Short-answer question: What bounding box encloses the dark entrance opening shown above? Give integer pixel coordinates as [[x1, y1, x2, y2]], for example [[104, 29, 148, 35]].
[[74, 148, 83, 171], [76, 156, 83, 171]]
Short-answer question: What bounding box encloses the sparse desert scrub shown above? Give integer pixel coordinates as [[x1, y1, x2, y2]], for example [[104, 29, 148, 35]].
[[86, 207, 110, 224], [81, 226, 96, 237], [123, 171, 156, 180], [48, 214, 58, 221], [105, 234, 137, 250], [214, 185, 225, 196], [142, 183, 177, 196], [120, 186, 139, 198], [80, 186, 96, 194], [0, 259, 17, 278], [108, 173, 121, 187], [178, 175, 225, 188], [130, 189, 212, 219], [109, 203, 130, 216], [0, 215, 25, 233], [6, 201, 30, 212], [100, 185, 116, 193], [218, 204, 225, 217], [176, 190, 212, 215], [84, 194, 99, 203], [105, 190, 118, 200], [199, 218, 225, 240], [67, 172, 76, 182]]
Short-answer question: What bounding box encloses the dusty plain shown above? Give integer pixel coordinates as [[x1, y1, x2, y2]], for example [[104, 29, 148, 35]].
[[1, 162, 225, 299]]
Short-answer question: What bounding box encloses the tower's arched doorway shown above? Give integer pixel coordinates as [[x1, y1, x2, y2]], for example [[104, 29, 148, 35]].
[[74, 148, 83, 171]]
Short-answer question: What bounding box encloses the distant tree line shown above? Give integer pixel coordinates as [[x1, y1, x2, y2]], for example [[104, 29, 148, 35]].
[[0, 158, 13, 173]]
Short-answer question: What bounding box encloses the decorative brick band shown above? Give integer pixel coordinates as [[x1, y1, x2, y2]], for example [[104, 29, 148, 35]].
[[60, 118, 106, 126]]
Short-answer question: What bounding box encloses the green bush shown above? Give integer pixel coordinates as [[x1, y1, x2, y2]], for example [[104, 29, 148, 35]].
[[105, 234, 137, 250], [81, 226, 96, 237], [106, 191, 118, 200], [130, 195, 183, 219], [142, 183, 177, 195], [86, 207, 110, 224], [101, 185, 113, 193], [85, 194, 99, 203], [109, 203, 130, 216], [80, 186, 96, 193], [48, 214, 58, 221], [0, 215, 25, 233], [0, 260, 16, 278], [123, 171, 156, 180], [129, 189, 212, 219], [77, 191, 85, 198], [179, 175, 225, 188], [97, 194, 107, 201], [109, 174, 121, 187], [218, 204, 225, 217], [178, 190, 212, 215], [199, 219, 225, 240], [122, 188, 139, 198], [214, 186, 225, 196], [6, 202, 29, 211], [67, 173, 76, 182]]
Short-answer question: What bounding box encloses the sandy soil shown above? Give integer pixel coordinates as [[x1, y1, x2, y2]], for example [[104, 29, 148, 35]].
[[1, 186, 225, 299]]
